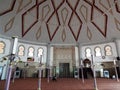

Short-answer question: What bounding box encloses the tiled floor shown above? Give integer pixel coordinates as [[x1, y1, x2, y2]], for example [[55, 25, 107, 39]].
[[0, 78, 120, 90]]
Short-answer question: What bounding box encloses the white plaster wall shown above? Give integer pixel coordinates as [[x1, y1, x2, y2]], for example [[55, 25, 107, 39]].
[[81, 42, 118, 63], [0, 38, 11, 80], [0, 37, 47, 79], [17, 42, 47, 63]]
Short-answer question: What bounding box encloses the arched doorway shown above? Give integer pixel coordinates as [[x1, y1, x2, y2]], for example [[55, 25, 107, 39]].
[[59, 63, 70, 78], [53, 46, 75, 78]]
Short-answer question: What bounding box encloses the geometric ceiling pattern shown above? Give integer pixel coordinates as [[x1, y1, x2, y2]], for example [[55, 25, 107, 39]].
[[0, 0, 120, 44]]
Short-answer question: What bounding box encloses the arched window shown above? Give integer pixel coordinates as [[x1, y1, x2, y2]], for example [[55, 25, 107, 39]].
[[18, 45, 25, 56], [85, 47, 92, 58], [94, 46, 101, 57], [104, 45, 112, 56], [28, 46, 34, 57], [37, 48, 44, 57], [37, 48, 44, 63], [0, 41, 5, 54]]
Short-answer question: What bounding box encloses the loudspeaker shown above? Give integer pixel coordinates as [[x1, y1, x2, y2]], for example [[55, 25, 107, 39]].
[[117, 57, 120, 61]]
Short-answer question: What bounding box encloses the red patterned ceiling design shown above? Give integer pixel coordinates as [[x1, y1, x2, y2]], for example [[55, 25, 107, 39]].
[[0, 0, 120, 42]]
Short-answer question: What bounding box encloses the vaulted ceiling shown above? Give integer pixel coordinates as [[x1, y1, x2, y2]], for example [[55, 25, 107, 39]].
[[0, 0, 120, 44]]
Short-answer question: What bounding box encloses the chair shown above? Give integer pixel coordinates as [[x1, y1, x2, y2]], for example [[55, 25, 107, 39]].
[[103, 70, 109, 78], [14, 70, 20, 78]]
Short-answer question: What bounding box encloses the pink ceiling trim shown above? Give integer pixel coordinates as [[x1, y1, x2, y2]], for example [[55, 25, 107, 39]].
[[22, 0, 38, 37], [114, 0, 120, 13], [22, 0, 47, 37], [84, 0, 108, 37], [0, 0, 16, 16], [67, 0, 82, 41], [46, 0, 64, 41]]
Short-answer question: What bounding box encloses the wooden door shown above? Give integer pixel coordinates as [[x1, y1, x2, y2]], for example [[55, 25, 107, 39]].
[[59, 63, 70, 78]]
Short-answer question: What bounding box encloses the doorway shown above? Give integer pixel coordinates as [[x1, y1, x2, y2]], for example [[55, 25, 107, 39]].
[[59, 63, 70, 78]]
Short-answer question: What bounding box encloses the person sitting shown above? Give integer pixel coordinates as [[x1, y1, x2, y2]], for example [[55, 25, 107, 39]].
[[52, 75, 57, 81]]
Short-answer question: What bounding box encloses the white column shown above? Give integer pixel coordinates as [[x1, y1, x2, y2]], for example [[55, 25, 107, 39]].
[[114, 39, 120, 78], [47, 43, 51, 66], [11, 36, 18, 54], [75, 46, 79, 67], [78, 43, 84, 83], [47, 43, 53, 78], [5, 36, 18, 90], [114, 39, 120, 56], [75, 45, 79, 79], [91, 55, 98, 90]]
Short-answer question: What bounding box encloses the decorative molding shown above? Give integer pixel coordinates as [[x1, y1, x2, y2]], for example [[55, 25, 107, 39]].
[[87, 27, 92, 40], [36, 26, 42, 40], [84, 0, 94, 5], [22, 0, 47, 37], [4, 17, 15, 32], [0, 0, 16, 16], [84, 0, 108, 37], [79, 5, 88, 22], [42, 4, 51, 20], [99, 0, 113, 15], [67, 0, 82, 41], [99, 0, 111, 10], [17, 0, 32, 13], [46, 0, 64, 41], [22, 2, 38, 37], [62, 28, 66, 42], [61, 7, 68, 24], [115, 0, 120, 13], [37, 0, 47, 5], [1, 0, 120, 43], [114, 18, 120, 31]]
